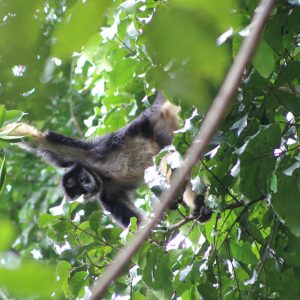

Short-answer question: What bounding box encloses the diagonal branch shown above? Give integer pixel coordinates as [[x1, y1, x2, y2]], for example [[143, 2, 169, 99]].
[[89, 0, 276, 298]]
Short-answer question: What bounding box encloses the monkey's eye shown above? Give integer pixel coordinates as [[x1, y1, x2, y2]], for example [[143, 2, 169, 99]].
[[79, 176, 90, 184]]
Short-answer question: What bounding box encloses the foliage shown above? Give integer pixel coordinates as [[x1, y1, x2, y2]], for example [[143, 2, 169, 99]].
[[0, 0, 300, 299]]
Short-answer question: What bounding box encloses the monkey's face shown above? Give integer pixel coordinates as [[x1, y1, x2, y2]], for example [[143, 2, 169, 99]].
[[62, 165, 101, 200]]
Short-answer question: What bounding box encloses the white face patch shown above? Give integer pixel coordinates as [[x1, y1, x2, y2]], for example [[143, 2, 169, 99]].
[[66, 177, 76, 188]]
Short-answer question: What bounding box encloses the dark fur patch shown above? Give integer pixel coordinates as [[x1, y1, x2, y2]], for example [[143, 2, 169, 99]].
[[127, 113, 154, 139], [46, 131, 92, 150], [44, 152, 74, 167], [63, 165, 86, 198], [192, 195, 212, 222], [100, 190, 141, 227]]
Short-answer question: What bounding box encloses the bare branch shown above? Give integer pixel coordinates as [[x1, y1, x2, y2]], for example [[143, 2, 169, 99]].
[[89, 1, 276, 298]]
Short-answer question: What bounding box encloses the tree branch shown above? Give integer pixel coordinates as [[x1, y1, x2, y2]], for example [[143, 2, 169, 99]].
[[89, 1, 276, 298]]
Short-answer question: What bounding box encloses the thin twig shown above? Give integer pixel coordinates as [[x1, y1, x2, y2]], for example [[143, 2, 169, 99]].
[[89, 1, 276, 298], [169, 215, 198, 230], [224, 196, 265, 210]]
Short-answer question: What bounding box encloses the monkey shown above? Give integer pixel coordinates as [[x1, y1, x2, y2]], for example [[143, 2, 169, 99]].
[[2, 93, 211, 227]]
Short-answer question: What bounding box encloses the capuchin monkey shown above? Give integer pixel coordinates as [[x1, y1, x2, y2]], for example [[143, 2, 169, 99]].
[[2, 93, 211, 227]]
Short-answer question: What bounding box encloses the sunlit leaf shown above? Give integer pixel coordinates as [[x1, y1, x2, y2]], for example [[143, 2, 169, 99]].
[[4, 110, 26, 125], [53, 0, 111, 58], [253, 40, 275, 78]]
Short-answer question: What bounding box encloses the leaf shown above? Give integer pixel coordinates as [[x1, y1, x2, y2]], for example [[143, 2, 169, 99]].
[[132, 292, 147, 300], [276, 61, 300, 86], [0, 262, 57, 299], [230, 241, 257, 264], [253, 40, 275, 78], [181, 286, 200, 300], [89, 210, 102, 232], [142, 244, 156, 288], [154, 252, 173, 296], [38, 213, 61, 228], [4, 110, 26, 125], [144, 3, 231, 110], [0, 106, 6, 127], [0, 219, 15, 251], [51, 220, 73, 242], [69, 271, 87, 299], [109, 58, 138, 87], [283, 159, 300, 176], [57, 260, 72, 297], [57, 260, 72, 280], [271, 157, 300, 237], [273, 90, 300, 116], [230, 114, 248, 136], [239, 124, 281, 199], [0, 0, 42, 65], [52, 0, 111, 58]]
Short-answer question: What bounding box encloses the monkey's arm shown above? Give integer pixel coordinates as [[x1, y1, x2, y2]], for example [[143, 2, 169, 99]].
[[1, 123, 94, 167], [100, 185, 143, 228]]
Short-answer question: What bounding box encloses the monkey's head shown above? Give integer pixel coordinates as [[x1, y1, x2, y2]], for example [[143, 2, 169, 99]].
[[62, 165, 102, 200]]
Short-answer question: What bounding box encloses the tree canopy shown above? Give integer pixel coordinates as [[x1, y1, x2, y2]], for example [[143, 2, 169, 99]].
[[0, 0, 300, 299]]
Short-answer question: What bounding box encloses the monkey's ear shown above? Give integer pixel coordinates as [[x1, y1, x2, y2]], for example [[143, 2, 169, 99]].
[[0, 123, 44, 141], [160, 102, 180, 119]]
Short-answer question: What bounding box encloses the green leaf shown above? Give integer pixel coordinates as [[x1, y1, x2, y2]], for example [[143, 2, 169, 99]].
[[0, 0, 42, 65], [230, 241, 257, 264], [0, 262, 57, 299], [4, 110, 26, 125], [181, 286, 200, 300], [89, 210, 102, 232], [57, 260, 72, 280], [109, 58, 138, 87], [52, 0, 111, 58], [154, 251, 173, 291], [38, 213, 61, 228], [132, 292, 147, 300], [69, 271, 88, 299], [57, 260, 72, 297], [273, 90, 300, 116], [271, 157, 300, 237], [0, 105, 6, 127], [0, 219, 15, 251], [253, 40, 275, 78], [239, 124, 281, 199], [51, 220, 73, 241], [276, 61, 300, 86], [144, 3, 231, 110]]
